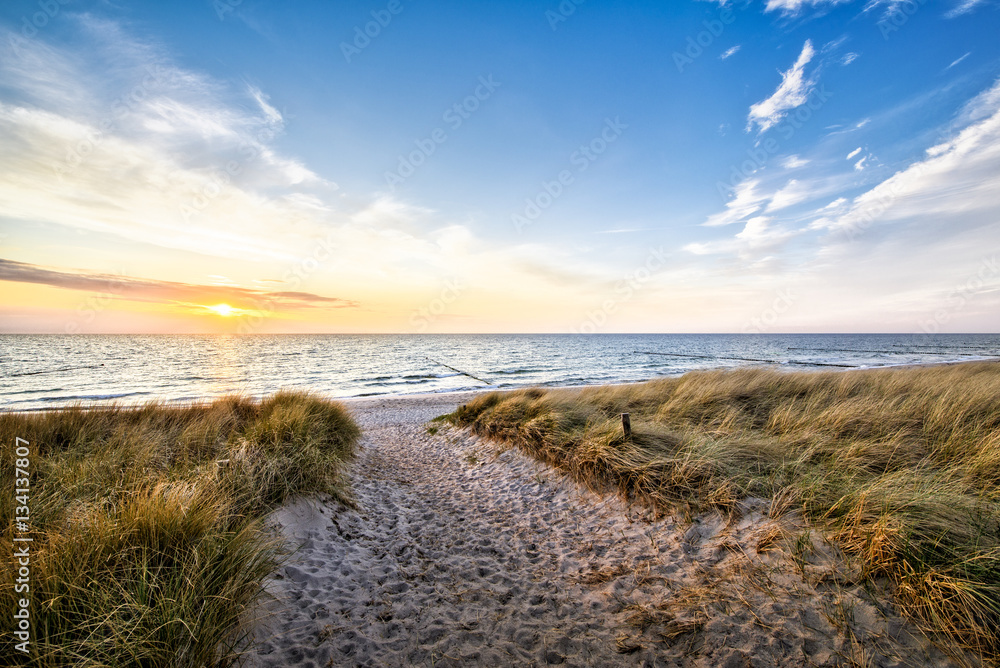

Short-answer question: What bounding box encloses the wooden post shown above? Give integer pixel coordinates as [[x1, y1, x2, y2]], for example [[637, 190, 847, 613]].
[[621, 413, 631, 440]]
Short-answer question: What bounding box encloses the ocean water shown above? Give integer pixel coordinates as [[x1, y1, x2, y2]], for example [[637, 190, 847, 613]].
[[1, 333, 998, 411]]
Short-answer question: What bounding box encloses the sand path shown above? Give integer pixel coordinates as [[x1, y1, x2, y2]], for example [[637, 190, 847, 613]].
[[247, 394, 954, 668]]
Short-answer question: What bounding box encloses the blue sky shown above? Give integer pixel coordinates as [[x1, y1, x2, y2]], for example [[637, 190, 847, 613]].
[[1, 0, 999, 333]]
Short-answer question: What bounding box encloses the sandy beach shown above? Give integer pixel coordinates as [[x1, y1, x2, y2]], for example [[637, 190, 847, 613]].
[[244, 390, 958, 667]]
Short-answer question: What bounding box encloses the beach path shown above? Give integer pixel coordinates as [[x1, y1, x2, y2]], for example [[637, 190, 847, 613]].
[[246, 393, 953, 668]]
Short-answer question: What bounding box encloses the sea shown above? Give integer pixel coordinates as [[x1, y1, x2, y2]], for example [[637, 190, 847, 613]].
[[2, 333, 999, 412]]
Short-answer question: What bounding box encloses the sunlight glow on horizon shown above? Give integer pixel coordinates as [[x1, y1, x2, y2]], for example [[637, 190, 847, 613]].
[[207, 303, 237, 318]]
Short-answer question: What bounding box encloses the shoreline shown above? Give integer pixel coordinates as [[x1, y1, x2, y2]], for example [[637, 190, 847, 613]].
[[5, 356, 998, 415]]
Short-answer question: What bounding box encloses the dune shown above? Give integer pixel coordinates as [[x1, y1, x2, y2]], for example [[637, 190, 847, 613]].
[[246, 391, 952, 667]]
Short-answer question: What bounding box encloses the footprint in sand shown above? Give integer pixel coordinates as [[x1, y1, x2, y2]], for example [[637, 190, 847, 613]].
[[246, 393, 956, 668]]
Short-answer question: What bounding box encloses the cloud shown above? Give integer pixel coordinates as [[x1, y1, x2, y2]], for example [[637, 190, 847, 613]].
[[781, 155, 810, 169], [747, 40, 816, 133], [247, 85, 284, 127], [0, 17, 628, 332], [712, 0, 986, 19], [945, 52, 971, 70], [854, 156, 868, 171], [864, 0, 988, 19], [704, 179, 768, 227], [0, 20, 344, 263], [735, 216, 774, 243], [813, 78, 1000, 237], [763, 0, 852, 14], [720, 45, 741, 60], [682, 79, 1000, 332], [945, 0, 986, 17], [846, 147, 862, 160], [766, 179, 811, 211], [841, 52, 859, 65], [685, 215, 798, 258], [0, 258, 359, 310]]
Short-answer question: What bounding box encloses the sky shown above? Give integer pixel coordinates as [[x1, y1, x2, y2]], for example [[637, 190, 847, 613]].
[[0, 0, 999, 334]]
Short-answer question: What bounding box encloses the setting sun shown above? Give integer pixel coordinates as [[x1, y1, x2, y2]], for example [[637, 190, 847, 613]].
[[207, 303, 236, 317]]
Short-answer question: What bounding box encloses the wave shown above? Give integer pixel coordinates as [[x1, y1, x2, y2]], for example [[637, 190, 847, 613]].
[[4, 333, 999, 411], [8, 363, 106, 377], [1, 387, 66, 396], [37, 391, 152, 403]]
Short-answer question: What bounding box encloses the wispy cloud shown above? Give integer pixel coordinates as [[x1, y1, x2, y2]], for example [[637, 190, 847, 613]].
[[248, 85, 283, 127], [766, 179, 811, 211], [764, 0, 852, 14], [864, 0, 988, 19], [686, 214, 798, 258], [0, 18, 342, 263], [747, 40, 816, 133], [0, 17, 607, 315], [945, 0, 987, 17], [0, 258, 359, 310], [811, 78, 1000, 238], [684, 78, 1000, 331], [945, 52, 971, 70], [704, 179, 768, 227], [720, 45, 741, 60]]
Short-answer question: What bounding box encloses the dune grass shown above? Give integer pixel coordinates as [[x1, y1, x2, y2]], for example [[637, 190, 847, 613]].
[[1, 391, 360, 667], [448, 362, 1000, 663]]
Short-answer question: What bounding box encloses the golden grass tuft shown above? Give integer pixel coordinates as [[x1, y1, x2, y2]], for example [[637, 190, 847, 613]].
[[448, 362, 1000, 663], [1, 391, 360, 667]]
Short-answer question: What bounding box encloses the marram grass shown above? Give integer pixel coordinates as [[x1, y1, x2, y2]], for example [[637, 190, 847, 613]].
[[1, 391, 360, 667], [448, 362, 1000, 664]]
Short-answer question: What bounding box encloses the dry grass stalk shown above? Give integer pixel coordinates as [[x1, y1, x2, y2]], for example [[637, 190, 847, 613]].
[[0, 391, 360, 668], [448, 362, 1000, 663]]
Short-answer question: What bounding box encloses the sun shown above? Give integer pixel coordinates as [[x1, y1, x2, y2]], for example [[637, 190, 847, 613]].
[[207, 303, 236, 317]]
